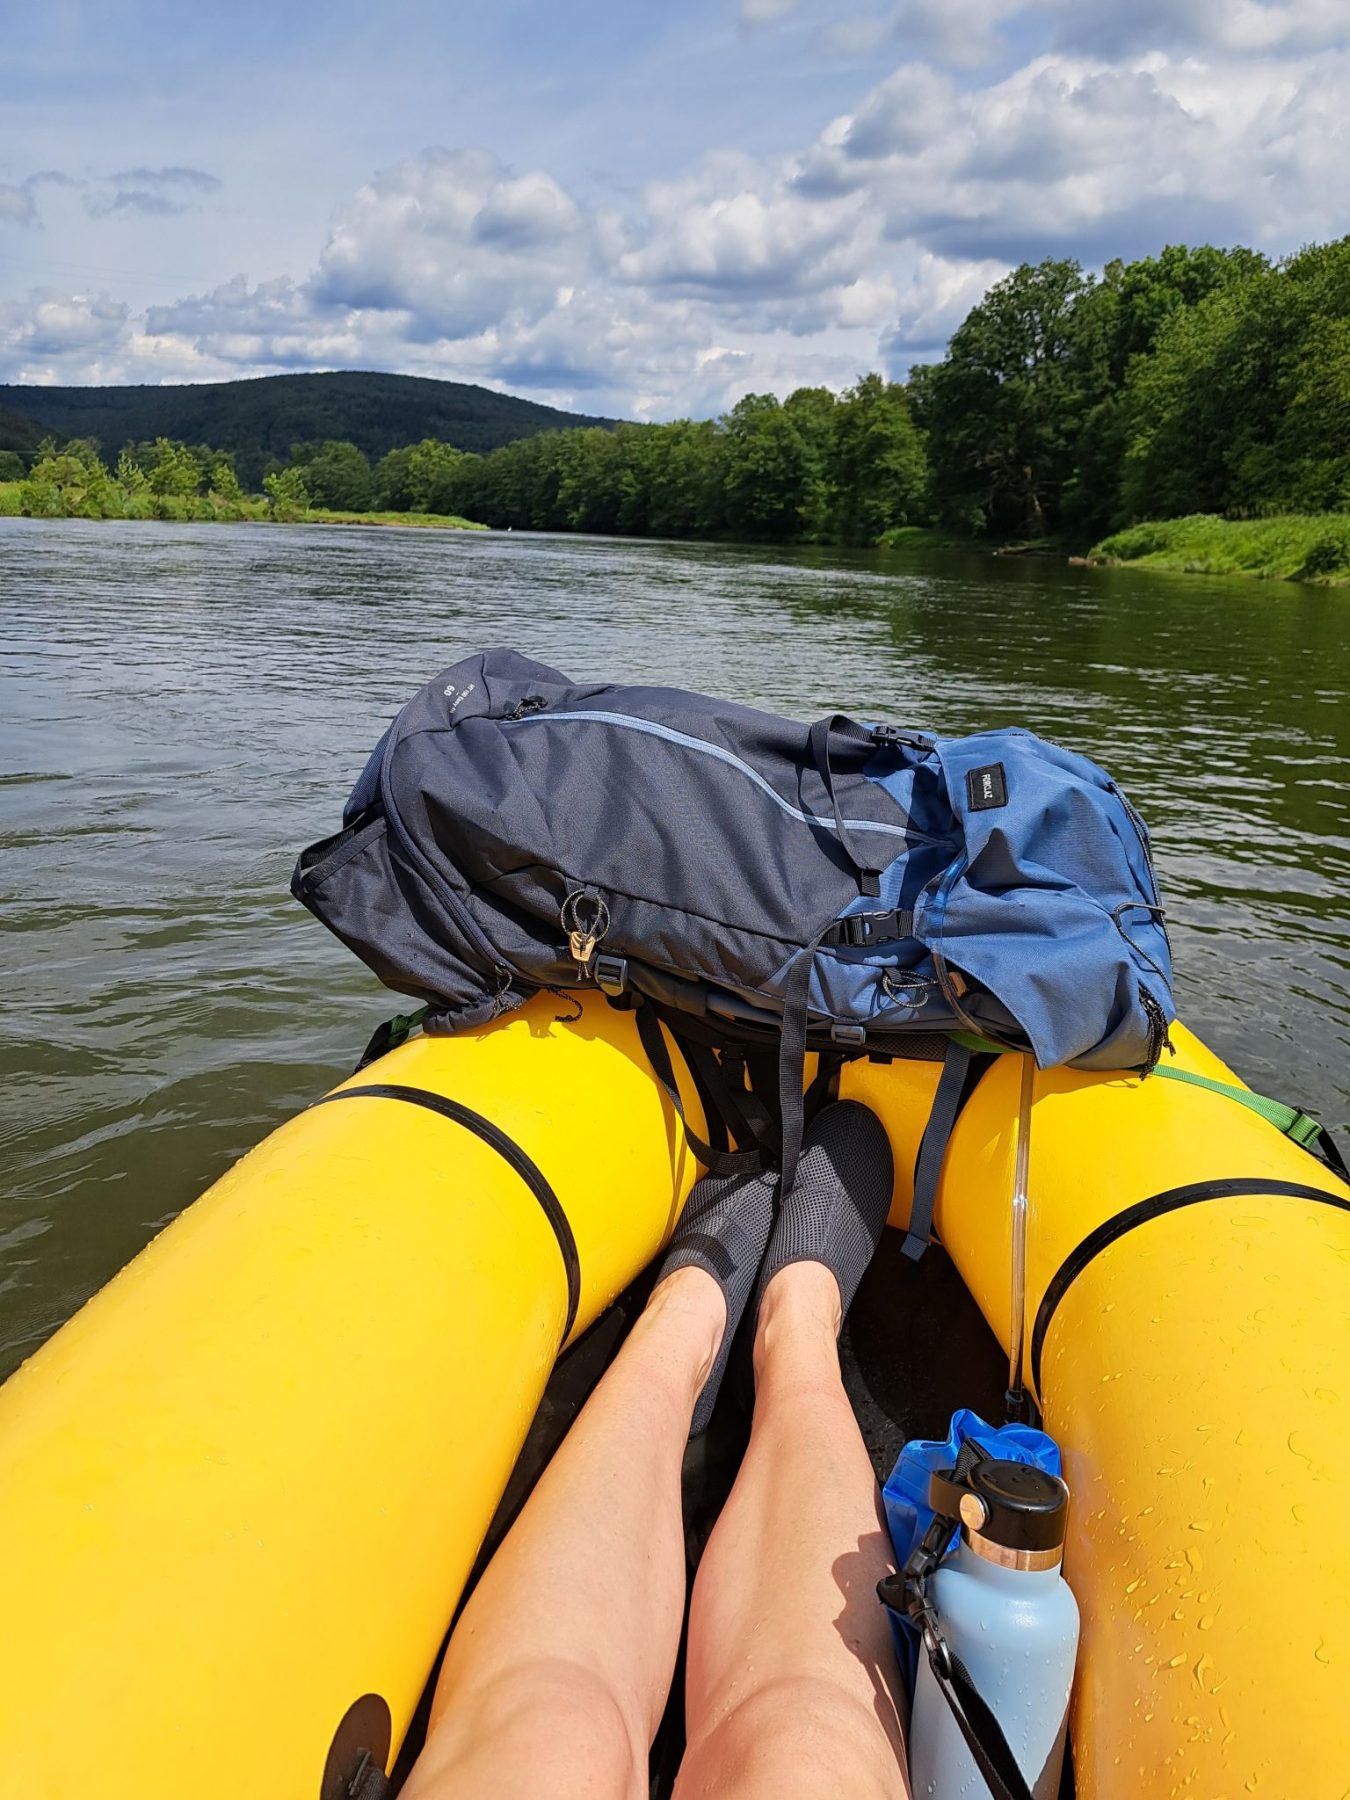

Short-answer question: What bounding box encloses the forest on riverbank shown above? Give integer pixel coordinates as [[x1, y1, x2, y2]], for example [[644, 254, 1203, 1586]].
[[4, 235, 1347, 564]]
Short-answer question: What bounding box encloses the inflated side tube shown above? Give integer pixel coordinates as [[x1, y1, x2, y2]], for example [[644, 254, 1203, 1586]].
[[0, 997, 705, 1800], [844, 1023, 1350, 1799]]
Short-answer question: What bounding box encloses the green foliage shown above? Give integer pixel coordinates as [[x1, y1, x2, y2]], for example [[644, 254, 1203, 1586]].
[[0, 371, 620, 491], [1091, 512, 1350, 584], [441, 385, 931, 547], [263, 465, 310, 521], [0, 449, 25, 482], [915, 259, 1089, 539], [405, 439, 467, 514], [20, 442, 120, 519], [287, 440, 373, 511], [145, 437, 205, 498], [6, 234, 1348, 560], [909, 235, 1350, 547], [115, 449, 147, 492], [832, 374, 926, 545]]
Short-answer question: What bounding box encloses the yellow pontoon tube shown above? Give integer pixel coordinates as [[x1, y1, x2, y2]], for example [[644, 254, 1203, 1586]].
[[0, 997, 1346, 1798]]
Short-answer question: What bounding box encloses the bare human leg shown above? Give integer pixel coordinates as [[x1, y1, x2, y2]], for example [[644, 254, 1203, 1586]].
[[676, 1257, 909, 1800], [401, 1264, 724, 1800]]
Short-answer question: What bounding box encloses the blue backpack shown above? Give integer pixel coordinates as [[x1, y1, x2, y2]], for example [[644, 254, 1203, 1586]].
[[293, 649, 1174, 1241]]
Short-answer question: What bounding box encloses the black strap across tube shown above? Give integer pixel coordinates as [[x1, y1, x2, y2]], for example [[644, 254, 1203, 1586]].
[[311, 1083, 582, 1343], [903, 1039, 974, 1260], [1030, 1175, 1350, 1398]]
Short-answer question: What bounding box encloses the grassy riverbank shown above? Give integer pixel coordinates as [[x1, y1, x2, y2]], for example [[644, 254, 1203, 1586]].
[[0, 481, 484, 531], [1089, 513, 1350, 585]]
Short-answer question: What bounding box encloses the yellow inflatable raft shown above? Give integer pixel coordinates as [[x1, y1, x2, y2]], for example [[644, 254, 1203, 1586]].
[[0, 997, 1346, 1798]]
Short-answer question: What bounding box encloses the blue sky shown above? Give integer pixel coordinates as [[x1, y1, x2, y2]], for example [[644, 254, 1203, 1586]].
[[2, 0, 1346, 417]]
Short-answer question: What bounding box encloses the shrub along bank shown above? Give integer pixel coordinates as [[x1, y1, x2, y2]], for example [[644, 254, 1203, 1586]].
[[1089, 513, 1350, 584]]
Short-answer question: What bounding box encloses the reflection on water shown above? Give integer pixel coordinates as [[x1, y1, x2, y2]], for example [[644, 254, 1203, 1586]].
[[2, 516, 1347, 1376]]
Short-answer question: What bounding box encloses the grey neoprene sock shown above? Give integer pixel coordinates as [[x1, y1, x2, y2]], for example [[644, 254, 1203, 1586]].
[[755, 1100, 894, 1327], [654, 1164, 778, 1436]]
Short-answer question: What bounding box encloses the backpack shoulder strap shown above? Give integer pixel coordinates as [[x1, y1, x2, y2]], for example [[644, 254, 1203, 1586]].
[[634, 1000, 767, 1177], [903, 1039, 975, 1261]]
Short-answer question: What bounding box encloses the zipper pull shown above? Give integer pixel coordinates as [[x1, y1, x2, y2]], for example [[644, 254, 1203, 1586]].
[[561, 887, 610, 977]]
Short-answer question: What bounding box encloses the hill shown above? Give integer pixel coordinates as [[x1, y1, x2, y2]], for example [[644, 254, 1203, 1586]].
[[0, 404, 52, 459], [0, 371, 619, 488]]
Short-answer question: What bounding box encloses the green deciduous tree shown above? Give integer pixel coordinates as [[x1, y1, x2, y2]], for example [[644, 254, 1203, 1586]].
[[915, 259, 1089, 538], [287, 440, 373, 512], [263, 465, 309, 521], [832, 374, 927, 544], [20, 441, 119, 518]]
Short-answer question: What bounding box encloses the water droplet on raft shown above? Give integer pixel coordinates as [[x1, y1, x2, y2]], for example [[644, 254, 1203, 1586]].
[[1168, 1654, 1187, 1668], [1314, 1640, 1331, 1665], [1199, 1615, 1215, 1631], [1189, 1520, 1212, 1532]]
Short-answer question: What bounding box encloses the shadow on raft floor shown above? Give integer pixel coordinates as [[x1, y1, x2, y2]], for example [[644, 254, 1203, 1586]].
[[390, 1229, 1011, 1796]]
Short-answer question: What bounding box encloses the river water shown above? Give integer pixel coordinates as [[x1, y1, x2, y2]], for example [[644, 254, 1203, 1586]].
[[2, 516, 1348, 1379]]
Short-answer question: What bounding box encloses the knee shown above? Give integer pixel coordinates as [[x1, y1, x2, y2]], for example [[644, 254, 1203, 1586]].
[[680, 1677, 903, 1800], [414, 1656, 643, 1800]]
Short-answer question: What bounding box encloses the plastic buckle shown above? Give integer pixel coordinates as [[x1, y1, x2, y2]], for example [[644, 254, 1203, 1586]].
[[871, 724, 905, 745], [593, 953, 629, 997], [839, 912, 879, 946], [830, 1022, 866, 1046]]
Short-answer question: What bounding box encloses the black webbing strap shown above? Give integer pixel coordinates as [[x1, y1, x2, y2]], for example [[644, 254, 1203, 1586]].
[[1030, 1174, 1350, 1398], [634, 1001, 764, 1176], [878, 1440, 1038, 1800], [920, 1643, 1037, 1800], [346, 1752, 392, 1800], [310, 1083, 581, 1342], [821, 907, 915, 947], [674, 1031, 777, 1163], [808, 713, 892, 896], [903, 1038, 973, 1260], [802, 1048, 844, 1124], [777, 922, 833, 1197]]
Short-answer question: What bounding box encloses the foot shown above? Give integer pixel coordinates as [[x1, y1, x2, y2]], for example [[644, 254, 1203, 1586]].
[[651, 1164, 778, 1435], [754, 1101, 893, 1331]]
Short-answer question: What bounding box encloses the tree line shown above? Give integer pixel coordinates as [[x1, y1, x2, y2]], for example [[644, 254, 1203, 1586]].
[[6, 235, 1347, 545]]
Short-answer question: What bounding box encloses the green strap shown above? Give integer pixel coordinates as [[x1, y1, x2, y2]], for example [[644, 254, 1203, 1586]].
[[1153, 1063, 1325, 1149], [355, 1005, 429, 1071], [950, 1029, 1008, 1056]]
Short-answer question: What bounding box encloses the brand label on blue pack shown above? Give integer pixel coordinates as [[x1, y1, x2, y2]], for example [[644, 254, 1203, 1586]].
[[966, 763, 1008, 811]]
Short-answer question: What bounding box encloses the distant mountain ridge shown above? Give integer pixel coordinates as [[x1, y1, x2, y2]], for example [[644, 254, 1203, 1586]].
[[0, 371, 619, 487]]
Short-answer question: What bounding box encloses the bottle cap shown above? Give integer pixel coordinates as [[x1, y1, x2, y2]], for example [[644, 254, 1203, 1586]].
[[962, 1460, 1069, 1568]]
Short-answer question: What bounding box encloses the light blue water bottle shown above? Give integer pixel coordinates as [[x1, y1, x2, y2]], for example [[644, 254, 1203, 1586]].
[[907, 1459, 1079, 1800]]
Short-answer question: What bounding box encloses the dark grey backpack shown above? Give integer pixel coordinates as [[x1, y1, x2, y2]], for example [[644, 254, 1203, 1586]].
[[293, 648, 1174, 1245]]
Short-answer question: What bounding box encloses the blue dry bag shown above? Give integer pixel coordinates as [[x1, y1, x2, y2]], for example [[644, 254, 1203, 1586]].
[[881, 1409, 1063, 1693]]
